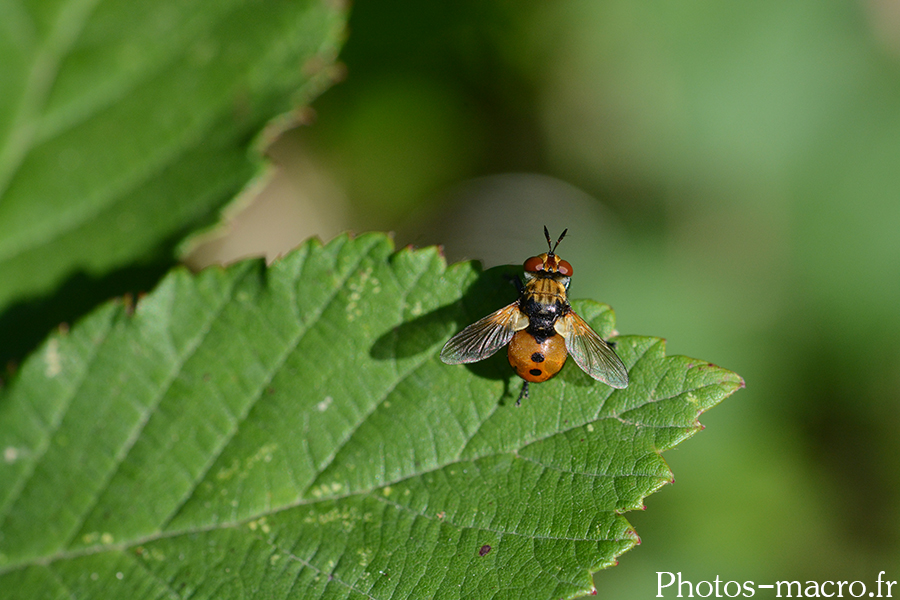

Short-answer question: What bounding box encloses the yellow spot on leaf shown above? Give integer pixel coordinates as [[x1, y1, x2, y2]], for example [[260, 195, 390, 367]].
[[44, 339, 62, 378]]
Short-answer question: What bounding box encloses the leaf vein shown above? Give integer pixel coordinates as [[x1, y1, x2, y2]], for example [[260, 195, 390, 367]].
[[124, 547, 182, 600], [0, 310, 117, 532], [301, 254, 436, 494], [251, 528, 379, 600], [59, 273, 242, 550], [158, 236, 383, 530], [369, 487, 631, 544], [46, 561, 77, 600]]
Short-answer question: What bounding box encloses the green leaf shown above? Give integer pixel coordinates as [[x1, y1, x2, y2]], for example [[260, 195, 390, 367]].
[[0, 233, 743, 599], [0, 0, 346, 315]]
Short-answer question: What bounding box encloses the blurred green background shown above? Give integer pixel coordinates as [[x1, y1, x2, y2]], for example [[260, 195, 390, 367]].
[[188, 0, 900, 596]]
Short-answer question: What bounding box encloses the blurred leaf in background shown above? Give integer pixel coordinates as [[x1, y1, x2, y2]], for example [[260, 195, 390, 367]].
[[0, 0, 347, 366]]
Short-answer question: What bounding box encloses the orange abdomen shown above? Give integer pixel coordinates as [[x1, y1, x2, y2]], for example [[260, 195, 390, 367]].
[[507, 331, 568, 383]]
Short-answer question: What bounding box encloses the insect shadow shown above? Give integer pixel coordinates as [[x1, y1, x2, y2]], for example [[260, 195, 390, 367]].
[[369, 264, 522, 398]]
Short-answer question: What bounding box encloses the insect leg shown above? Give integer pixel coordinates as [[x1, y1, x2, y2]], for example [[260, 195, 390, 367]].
[[516, 381, 529, 406]]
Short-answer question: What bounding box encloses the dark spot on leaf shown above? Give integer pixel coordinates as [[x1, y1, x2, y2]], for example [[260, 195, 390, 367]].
[[478, 545, 491, 557]]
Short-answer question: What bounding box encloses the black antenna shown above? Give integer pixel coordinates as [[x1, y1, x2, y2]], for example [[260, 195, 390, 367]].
[[544, 226, 567, 256]]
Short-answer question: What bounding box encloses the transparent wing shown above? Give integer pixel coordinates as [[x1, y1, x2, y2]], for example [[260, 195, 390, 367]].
[[440, 303, 527, 364], [555, 311, 629, 388]]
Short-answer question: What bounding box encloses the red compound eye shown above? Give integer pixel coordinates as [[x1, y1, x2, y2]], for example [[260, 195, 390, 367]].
[[523, 256, 544, 272], [557, 260, 573, 276]]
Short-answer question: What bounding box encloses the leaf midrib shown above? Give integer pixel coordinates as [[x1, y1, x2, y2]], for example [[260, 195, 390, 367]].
[[5, 465, 640, 576]]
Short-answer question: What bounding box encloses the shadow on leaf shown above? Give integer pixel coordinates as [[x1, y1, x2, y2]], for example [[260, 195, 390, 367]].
[[0, 261, 171, 371], [370, 263, 522, 398]]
